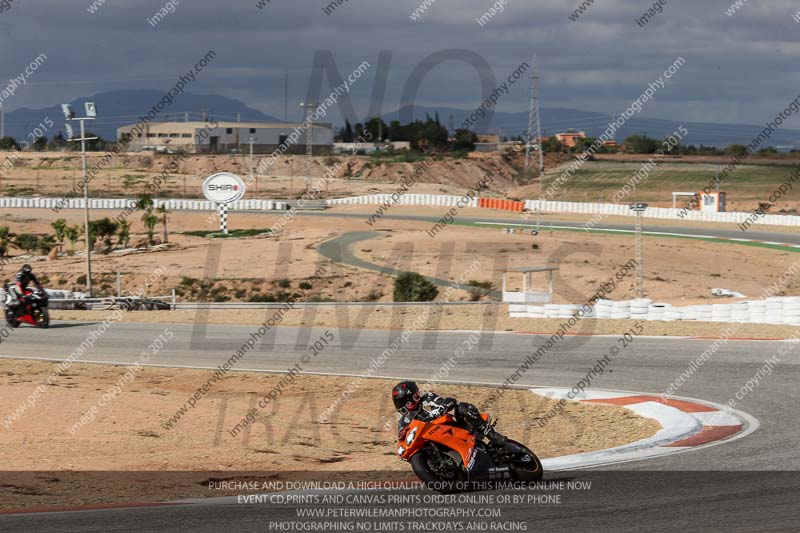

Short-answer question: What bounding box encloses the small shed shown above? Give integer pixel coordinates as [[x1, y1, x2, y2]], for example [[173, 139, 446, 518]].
[[498, 266, 558, 304]]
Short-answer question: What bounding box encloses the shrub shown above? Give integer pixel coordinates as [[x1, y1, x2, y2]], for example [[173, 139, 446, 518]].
[[14, 233, 39, 253], [277, 278, 292, 289], [299, 281, 313, 290], [364, 290, 382, 302], [248, 293, 276, 302], [466, 280, 494, 301], [393, 272, 438, 302]]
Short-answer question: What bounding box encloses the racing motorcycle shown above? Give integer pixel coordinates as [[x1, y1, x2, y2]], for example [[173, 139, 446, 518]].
[[397, 412, 543, 493], [4, 286, 50, 328]]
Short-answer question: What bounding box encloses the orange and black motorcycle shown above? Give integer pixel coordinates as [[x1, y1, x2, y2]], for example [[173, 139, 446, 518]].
[[396, 412, 543, 492]]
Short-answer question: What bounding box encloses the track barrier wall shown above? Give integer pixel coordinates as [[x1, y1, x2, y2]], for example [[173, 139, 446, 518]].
[[3, 194, 800, 226]]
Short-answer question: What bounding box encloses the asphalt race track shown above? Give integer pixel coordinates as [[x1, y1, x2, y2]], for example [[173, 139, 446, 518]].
[[0, 322, 798, 531]]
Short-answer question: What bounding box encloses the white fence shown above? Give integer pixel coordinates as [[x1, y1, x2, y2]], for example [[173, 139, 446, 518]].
[[509, 297, 800, 325], [329, 195, 800, 226], [524, 199, 800, 227], [5, 194, 800, 227], [0, 197, 289, 212]]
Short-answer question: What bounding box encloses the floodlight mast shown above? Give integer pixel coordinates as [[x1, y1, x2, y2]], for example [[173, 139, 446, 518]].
[[299, 102, 318, 193], [525, 54, 545, 232], [629, 203, 648, 298], [248, 136, 257, 186], [63, 102, 98, 297]]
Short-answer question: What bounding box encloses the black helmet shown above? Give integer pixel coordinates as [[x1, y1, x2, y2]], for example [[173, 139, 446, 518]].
[[392, 381, 420, 413], [21, 264, 32, 274]]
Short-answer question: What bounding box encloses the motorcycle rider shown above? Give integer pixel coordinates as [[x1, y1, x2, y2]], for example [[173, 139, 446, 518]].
[[392, 380, 507, 448], [6, 264, 44, 308]]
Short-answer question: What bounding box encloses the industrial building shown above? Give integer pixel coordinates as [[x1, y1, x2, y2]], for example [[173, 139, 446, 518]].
[[117, 121, 334, 154]]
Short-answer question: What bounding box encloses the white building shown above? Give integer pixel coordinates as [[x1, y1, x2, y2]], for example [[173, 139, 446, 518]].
[[117, 121, 334, 154]]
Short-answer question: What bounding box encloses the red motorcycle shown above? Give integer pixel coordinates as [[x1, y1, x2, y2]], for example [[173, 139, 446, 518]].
[[397, 412, 543, 493], [4, 287, 50, 328]]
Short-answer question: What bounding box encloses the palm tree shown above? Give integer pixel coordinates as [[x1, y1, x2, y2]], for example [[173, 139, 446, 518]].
[[136, 193, 158, 247], [37, 235, 56, 255], [51, 218, 67, 252], [0, 226, 14, 257], [117, 220, 131, 249], [156, 205, 169, 243], [135, 193, 154, 211], [142, 211, 158, 247], [89, 218, 118, 253], [64, 225, 81, 254]]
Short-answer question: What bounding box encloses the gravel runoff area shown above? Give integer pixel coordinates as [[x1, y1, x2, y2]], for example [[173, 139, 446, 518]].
[[0, 358, 658, 509]]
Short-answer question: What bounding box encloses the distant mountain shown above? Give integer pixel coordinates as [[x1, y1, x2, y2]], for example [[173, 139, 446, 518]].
[[4, 90, 800, 148], [1, 90, 282, 141], [382, 105, 800, 149]]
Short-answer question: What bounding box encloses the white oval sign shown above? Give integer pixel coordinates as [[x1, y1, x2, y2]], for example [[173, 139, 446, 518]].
[[202, 172, 246, 204]]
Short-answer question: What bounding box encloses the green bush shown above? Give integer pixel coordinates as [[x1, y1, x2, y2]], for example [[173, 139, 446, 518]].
[[364, 290, 382, 302], [393, 272, 438, 302], [299, 281, 313, 290], [14, 233, 39, 253], [466, 280, 494, 301], [248, 293, 277, 302]]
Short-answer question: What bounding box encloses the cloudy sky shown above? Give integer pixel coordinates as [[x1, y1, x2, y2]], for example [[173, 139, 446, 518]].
[[1, 0, 799, 128]]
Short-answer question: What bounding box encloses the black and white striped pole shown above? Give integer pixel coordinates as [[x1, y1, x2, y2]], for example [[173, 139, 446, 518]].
[[202, 172, 246, 236], [218, 203, 228, 235]]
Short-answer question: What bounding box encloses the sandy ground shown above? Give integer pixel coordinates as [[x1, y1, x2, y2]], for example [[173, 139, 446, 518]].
[[3, 206, 800, 305], [49, 307, 800, 339], [0, 358, 657, 508]]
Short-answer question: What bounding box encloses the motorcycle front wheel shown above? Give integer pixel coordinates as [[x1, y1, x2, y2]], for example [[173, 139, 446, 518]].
[[410, 448, 466, 494], [5, 309, 20, 328], [505, 439, 543, 482], [34, 308, 50, 329]]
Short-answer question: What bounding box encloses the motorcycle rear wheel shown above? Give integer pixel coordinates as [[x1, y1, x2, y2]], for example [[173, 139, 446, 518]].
[[34, 308, 50, 329], [410, 448, 466, 494]]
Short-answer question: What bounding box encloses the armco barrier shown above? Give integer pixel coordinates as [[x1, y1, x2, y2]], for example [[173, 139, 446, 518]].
[[508, 297, 800, 325]]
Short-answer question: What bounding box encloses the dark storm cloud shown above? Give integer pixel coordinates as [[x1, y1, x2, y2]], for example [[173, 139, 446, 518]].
[[0, 0, 799, 126]]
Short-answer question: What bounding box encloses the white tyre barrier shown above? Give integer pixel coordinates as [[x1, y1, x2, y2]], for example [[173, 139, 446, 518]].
[[526, 306, 546, 317], [509, 297, 800, 325], [543, 304, 561, 318]]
